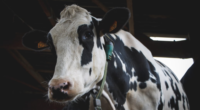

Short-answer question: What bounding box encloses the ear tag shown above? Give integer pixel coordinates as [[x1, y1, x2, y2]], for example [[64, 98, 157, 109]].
[[105, 41, 114, 61], [38, 41, 48, 48], [109, 21, 117, 32]]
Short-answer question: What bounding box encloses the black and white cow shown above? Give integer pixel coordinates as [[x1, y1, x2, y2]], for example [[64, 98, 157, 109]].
[[22, 5, 189, 110]]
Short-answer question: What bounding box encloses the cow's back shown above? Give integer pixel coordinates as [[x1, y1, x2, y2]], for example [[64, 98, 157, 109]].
[[156, 60, 189, 110]]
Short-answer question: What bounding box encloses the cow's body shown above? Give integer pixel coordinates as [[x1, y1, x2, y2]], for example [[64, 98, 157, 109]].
[[61, 30, 190, 110], [22, 5, 189, 110], [106, 31, 189, 110]]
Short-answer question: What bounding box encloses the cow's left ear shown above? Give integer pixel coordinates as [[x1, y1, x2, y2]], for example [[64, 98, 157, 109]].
[[22, 30, 49, 50], [99, 7, 130, 34]]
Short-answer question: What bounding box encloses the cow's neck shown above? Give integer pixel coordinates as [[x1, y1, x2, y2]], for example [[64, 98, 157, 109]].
[[90, 34, 115, 110]]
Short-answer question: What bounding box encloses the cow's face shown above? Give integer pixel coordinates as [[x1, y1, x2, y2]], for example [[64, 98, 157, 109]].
[[47, 5, 106, 102], [22, 5, 130, 103]]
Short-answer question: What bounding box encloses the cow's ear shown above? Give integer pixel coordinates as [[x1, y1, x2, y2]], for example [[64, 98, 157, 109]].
[[99, 7, 130, 34], [22, 30, 49, 50]]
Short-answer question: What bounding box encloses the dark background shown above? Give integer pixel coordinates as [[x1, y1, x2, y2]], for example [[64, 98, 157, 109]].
[[1, 0, 199, 109]]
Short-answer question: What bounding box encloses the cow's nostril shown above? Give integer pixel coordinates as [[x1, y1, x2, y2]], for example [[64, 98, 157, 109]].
[[63, 84, 69, 90]]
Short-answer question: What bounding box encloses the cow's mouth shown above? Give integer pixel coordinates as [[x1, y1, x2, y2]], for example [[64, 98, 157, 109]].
[[48, 88, 74, 102]]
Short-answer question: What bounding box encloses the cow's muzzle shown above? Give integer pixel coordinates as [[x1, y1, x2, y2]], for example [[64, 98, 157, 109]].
[[48, 80, 74, 101]]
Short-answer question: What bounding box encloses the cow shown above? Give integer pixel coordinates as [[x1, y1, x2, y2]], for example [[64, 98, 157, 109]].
[[181, 58, 200, 110], [22, 5, 189, 110]]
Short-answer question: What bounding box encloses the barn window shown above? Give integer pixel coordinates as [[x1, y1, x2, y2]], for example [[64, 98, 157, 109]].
[[150, 37, 186, 42], [154, 57, 193, 80]]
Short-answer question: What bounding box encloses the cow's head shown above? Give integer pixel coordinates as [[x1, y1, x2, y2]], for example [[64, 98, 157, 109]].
[[22, 5, 130, 103]]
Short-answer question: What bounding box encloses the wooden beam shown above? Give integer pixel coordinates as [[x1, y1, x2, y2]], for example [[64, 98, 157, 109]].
[[142, 40, 192, 58], [91, 0, 109, 12], [7, 50, 47, 90], [37, 69, 54, 74], [127, 0, 134, 35], [7, 77, 45, 92], [37, 0, 56, 26], [0, 33, 51, 52]]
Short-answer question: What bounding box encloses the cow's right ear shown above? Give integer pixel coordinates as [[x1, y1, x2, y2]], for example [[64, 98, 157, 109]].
[[22, 30, 49, 50], [99, 7, 130, 34]]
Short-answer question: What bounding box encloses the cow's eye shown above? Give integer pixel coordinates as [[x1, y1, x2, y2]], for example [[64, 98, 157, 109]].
[[82, 32, 93, 40], [85, 32, 93, 37]]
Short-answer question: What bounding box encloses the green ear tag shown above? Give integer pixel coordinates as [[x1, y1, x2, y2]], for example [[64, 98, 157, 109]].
[[105, 41, 114, 61]]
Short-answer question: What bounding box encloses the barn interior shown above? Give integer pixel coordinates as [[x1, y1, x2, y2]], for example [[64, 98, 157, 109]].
[[1, 0, 199, 110]]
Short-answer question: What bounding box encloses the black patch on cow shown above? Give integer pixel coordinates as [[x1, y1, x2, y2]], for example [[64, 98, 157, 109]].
[[148, 60, 161, 91], [164, 68, 183, 109], [158, 93, 164, 110], [163, 69, 174, 83], [115, 105, 125, 110], [92, 17, 102, 49], [62, 93, 90, 110], [89, 68, 92, 76], [163, 72, 167, 76], [182, 94, 186, 110], [132, 51, 150, 82], [185, 95, 190, 110], [139, 82, 147, 89], [130, 81, 137, 91], [47, 33, 57, 57], [150, 77, 156, 83], [78, 24, 94, 66], [150, 72, 157, 83], [168, 97, 179, 110], [106, 35, 161, 110], [165, 81, 169, 90], [164, 70, 172, 80], [168, 79, 181, 110]]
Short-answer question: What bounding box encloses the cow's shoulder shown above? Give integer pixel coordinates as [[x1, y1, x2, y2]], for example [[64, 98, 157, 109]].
[[105, 30, 162, 110]]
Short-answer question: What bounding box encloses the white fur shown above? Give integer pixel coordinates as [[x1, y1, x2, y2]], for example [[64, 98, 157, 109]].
[[114, 61, 117, 68]]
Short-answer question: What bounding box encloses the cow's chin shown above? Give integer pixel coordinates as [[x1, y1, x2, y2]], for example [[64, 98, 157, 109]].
[[47, 84, 95, 103], [47, 89, 83, 103]]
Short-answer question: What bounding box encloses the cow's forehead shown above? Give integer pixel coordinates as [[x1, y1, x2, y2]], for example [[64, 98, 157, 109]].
[[49, 6, 93, 43], [58, 4, 92, 28], [50, 19, 92, 39], [60, 5, 90, 20]]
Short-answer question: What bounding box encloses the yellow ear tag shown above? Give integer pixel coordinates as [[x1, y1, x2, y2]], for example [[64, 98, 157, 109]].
[[109, 21, 117, 32], [38, 41, 48, 48]]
